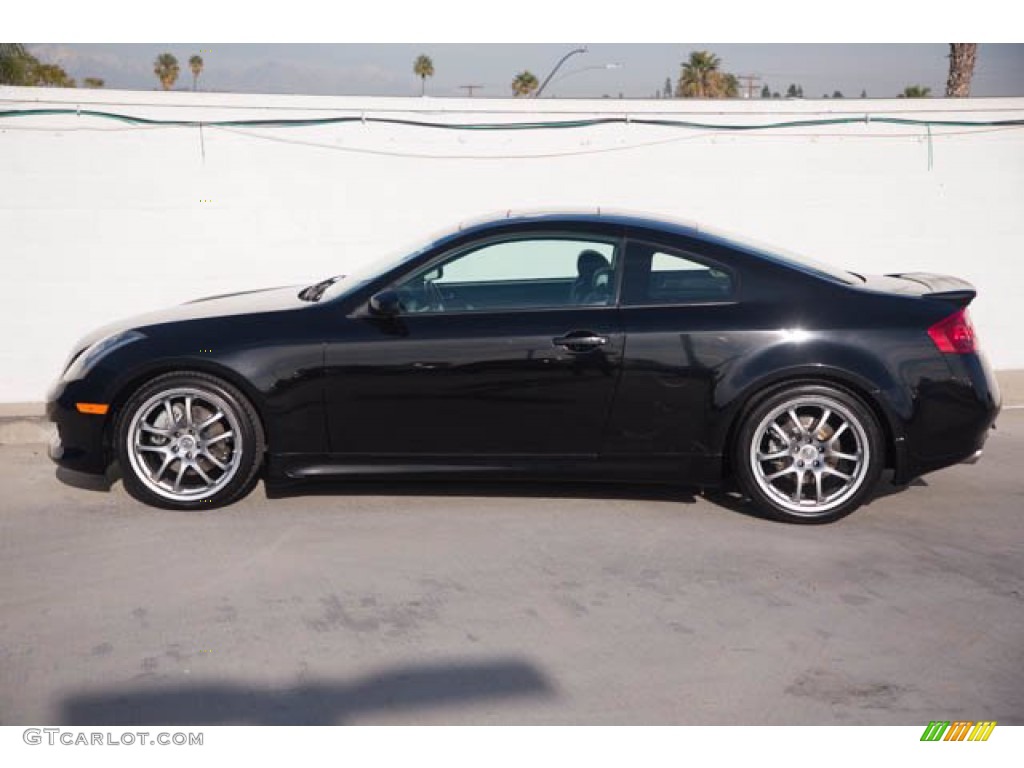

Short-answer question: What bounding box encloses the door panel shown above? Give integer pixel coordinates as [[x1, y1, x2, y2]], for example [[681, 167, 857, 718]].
[[324, 309, 623, 456], [323, 231, 626, 458], [604, 238, 742, 458]]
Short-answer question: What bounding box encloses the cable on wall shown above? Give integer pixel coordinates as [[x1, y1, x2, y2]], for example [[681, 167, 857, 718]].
[[2, 107, 1024, 131]]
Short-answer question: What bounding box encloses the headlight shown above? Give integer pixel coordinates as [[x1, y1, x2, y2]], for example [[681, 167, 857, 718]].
[[64, 330, 145, 380]]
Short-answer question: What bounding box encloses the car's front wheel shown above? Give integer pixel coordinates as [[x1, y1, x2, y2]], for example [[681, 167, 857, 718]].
[[733, 383, 884, 524], [115, 372, 264, 509]]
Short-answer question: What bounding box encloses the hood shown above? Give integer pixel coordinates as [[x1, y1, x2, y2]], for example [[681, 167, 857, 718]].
[[69, 284, 308, 354]]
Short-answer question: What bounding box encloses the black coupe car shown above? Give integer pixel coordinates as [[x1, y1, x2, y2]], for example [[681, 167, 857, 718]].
[[48, 211, 1000, 523]]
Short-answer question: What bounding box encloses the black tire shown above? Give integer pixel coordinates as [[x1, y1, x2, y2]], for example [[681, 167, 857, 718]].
[[733, 383, 884, 524], [115, 372, 265, 510]]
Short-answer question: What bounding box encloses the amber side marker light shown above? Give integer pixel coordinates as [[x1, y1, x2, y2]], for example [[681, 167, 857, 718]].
[[75, 403, 109, 415]]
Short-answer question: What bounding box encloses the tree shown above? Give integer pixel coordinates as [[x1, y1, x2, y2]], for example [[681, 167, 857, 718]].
[[786, 83, 804, 98], [154, 53, 179, 91], [675, 50, 739, 98], [83, 77, 105, 88], [946, 43, 978, 97], [721, 73, 739, 98], [189, 54, 204, 91], [760, 84, 770, 99], [0, 43, 32, 84], [663, 77, 672, 99], [1, 43, 75, 87], [511, 70, 539, 97], [832, 90, 844, 98], [901, 84, 931, 98], [675, 50, 721, 97], [860, 89, 867, 98], [413, 54, 434, 96], [32, 63, 75, 87]]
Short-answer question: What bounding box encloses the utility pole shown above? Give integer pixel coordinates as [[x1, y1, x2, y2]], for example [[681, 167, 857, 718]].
[[458, 84, 484, 97], [736, 74, 762, 99]]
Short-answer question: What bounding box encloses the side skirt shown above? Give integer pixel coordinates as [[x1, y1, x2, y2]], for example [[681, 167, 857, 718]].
[[265, 453, 724, 488]]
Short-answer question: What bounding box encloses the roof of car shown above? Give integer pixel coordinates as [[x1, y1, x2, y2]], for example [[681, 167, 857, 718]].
[[453, 209, 766, 256], [457, 208, 703, 237]]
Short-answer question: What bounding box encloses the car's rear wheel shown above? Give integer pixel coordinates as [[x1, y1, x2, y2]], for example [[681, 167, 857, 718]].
[[733, 384, 884, 524], [115, 372, 264, 510]]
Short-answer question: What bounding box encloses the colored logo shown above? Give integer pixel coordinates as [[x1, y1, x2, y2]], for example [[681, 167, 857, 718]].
[[920, 721, 996, 741]]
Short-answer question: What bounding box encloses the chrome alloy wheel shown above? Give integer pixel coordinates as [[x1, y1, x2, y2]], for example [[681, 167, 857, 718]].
[[126, 387, 243, 502], [748, 396, 870, 517]]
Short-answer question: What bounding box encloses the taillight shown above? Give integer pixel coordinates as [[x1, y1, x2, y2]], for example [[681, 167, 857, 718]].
[[928, 308, 977, 354]]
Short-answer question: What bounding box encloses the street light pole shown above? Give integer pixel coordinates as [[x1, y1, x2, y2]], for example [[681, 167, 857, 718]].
[[534, 46, 588, 97], [545, 63, 623, 96]]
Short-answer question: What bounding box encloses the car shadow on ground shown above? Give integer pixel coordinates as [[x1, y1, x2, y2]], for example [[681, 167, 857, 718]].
[[868, 473, 928, 502], [60, 658, 554, 725], [266, 477, 787, 521], [55, 464, 121, 493], [266, 470, 926, 522], [54, 462, 925, 523]]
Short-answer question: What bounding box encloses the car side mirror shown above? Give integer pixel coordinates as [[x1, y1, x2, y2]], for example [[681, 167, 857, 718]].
[[369, 290, 402, 317]]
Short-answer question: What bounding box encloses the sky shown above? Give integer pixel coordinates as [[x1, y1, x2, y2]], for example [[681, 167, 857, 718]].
[[25, 43, 1024, 100]]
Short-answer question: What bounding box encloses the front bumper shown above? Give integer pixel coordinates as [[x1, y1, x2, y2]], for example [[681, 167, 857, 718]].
[[46, 379, 112, 475]]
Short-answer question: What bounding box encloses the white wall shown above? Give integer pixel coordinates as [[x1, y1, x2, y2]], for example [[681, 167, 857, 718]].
[[2, 87, 1022, 402]]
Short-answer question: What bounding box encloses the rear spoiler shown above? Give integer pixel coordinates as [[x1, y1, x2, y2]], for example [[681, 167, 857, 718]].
[[886, 272, 977, 307]]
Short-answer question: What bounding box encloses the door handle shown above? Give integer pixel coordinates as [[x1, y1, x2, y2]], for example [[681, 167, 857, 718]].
[[552, 333, 609, 350]]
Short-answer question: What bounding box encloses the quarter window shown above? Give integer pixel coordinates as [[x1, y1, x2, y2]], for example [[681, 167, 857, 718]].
[[624, 242, 734, 305]]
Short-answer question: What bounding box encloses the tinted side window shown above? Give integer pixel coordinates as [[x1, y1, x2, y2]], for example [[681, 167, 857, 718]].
[[623, 241, 734, 305], [393, 236, 618, 313]]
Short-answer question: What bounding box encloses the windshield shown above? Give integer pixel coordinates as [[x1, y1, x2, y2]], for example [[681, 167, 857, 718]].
[[315, 227, 460, 302]]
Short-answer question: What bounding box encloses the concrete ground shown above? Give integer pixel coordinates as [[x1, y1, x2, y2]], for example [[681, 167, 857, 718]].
[[0, 413, 1021, 726]]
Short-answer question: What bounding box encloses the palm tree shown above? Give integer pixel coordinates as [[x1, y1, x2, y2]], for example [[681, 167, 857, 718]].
[[154, 53, 180, 91], [901, 85, 931, 98], [413, 54, 434, 96], [189, 54, 204, 91], [675, 50, 723, 98], [946, 44, 978, 97], [511, 70, 539, 97]]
